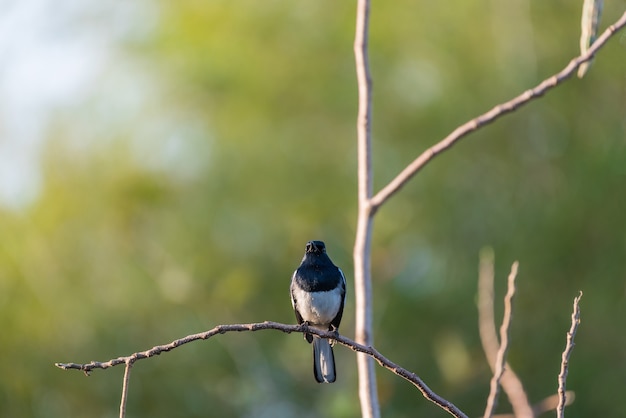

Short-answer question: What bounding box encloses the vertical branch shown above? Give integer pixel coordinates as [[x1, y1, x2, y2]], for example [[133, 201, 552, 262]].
[[119, 359, 135, 418], [354, 209, 378, 418], [556, 292, 583, 418], [478, 248, 498, 361], [577, 0, 603, 78], [353, 0, 380, 417], [478, 251, 533, 418], [483, 261, 519, 418]]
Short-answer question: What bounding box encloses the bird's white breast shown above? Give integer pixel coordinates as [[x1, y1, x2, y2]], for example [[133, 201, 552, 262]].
[[292, 286, 342, 326]]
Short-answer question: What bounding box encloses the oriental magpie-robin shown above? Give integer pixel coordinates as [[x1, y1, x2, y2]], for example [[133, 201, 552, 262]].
[[290, 240, 346, 383]]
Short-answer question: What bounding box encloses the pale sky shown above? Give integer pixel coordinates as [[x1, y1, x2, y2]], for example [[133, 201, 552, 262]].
[[0, 0, 152, 210]]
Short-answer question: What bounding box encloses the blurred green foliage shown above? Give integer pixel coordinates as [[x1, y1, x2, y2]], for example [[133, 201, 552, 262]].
[[1, 0, 625, 417]]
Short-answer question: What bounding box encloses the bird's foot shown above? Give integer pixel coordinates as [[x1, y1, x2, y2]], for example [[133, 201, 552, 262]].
[[329, 325, 340, 347], [300, 322, 313, 343]]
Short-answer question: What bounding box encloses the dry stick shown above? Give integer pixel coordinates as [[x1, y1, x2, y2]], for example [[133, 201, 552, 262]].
[[478, 251, 533, 418], [119, 359, 134, 418], [55, 322, 468, 418], [353, 0, 380, 417], [556, 292, 583, 418], [483, 262, 519, 418], [370, 10, 626, 211]]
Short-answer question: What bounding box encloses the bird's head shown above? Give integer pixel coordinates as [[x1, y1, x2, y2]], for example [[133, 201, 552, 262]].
[[305, 240, 326, 255]]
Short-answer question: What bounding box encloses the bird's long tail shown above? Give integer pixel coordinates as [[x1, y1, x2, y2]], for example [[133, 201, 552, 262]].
[[313, 337, 336, 383]]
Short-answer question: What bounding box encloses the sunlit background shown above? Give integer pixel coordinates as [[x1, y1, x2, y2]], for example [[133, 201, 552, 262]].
[[1, 0, 625, 417]]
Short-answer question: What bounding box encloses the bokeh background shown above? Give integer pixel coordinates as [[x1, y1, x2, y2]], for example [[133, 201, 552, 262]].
[[1, 1, 625, 417]]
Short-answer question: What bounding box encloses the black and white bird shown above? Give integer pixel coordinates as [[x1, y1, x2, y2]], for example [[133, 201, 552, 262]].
[[290, 240, 346, 383]]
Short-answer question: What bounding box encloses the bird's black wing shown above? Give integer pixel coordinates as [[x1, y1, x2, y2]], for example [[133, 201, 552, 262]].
[[290, 279, 305, 325], [330, 268, 347, 331]]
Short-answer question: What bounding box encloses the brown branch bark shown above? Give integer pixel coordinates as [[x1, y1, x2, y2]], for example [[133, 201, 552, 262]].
[[478, 250, 533, 418], [353, 0, 380, 417], [556, 292, 583, 418], [483, 261, 519, 418], [55, 321, 468, 418], [119, 359, 134, 418]]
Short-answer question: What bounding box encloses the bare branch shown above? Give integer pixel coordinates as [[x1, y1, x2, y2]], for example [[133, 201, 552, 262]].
[[483, 261, 519, 418], [370, 11, 626, 210], [556, 292, 583, 418], [478, 251, 533, 418], [119, 359, 134, 418], [55, 321, 468, 418], [353, 0, 380, 417], [354, 0, 373, 202]]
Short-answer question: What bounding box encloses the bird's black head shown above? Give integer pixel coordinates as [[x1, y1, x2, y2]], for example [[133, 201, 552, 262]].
[[305, 240, 326, 255]]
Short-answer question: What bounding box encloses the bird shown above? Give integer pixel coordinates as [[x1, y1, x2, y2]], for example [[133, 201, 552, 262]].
[[290, 240, 346, 383]]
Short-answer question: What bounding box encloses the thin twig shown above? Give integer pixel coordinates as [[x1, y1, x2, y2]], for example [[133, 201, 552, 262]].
[[119, 359, 134, 418], [556, 292, 583, 418], [478, 251, 533, 418], [55, 321, 468, 418], [483, 262, 519, 418], [353, 0, 380, 417], [370, 11, 626, 210]]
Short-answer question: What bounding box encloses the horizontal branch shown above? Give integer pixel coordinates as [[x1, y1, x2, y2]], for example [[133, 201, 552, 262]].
[[370, 10, 626, 210], [55, 321, 468, 418]]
